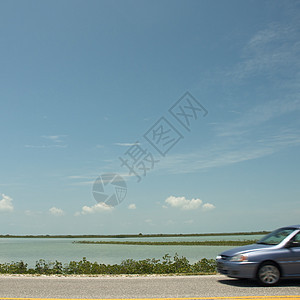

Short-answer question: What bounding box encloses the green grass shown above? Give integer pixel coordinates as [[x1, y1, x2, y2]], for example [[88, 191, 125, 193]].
[[73, 240, 258, 246], [0, 254, 217, 275]]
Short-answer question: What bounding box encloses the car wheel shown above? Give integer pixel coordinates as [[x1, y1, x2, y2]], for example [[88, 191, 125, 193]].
[[257, 262, 281, 286]]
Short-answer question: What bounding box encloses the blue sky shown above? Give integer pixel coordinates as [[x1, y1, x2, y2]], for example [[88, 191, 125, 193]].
[[1, 0, 299, 234]]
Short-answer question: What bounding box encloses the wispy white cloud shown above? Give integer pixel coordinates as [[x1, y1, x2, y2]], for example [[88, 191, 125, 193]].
[[114, 142, 140, 147], [202, 203, 216, 211], [216, 99, 300, 137], [25, 210, 33, 216], [68, 172, 135, 187], [0, 194, 14, 213], [158, 128, 300, 174], [67, 174, 96, 186], [163, 18, 300, 175], [25, 210, 42, 216], [42, 135, 67, 143], [214, 17, 300, 141], [49, 207, 65, 216], [184, 219, 194, 224], [145, 219, 153, 224], [25, 144, 67, 149], [128, 203, 136, 210], [68, 175, 95, 180], [69, 180, 95, 186], [228, 21, 300, 81], [25, 135, 68, 149]]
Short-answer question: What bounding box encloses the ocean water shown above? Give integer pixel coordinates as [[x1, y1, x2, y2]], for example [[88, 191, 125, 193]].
[[0, 235, 263, 267]]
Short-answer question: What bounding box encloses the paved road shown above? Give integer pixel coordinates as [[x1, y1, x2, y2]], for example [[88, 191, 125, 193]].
[[0, 274, 299, 299]]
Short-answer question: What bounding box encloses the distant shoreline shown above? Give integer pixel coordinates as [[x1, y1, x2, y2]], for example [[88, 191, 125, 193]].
[[0, 231, 269, 239], [73, 240, 258, 246]]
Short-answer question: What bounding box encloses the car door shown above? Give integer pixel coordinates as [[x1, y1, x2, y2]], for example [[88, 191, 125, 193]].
[[282, 233, 300, 276]]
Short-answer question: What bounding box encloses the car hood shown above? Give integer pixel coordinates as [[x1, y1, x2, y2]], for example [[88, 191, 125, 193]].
[[220, 243, 273, 257]]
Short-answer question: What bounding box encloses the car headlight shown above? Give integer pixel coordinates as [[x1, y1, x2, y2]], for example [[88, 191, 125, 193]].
[[229, 254, 248, 262]]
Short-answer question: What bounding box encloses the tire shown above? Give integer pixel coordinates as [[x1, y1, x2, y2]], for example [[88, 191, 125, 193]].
[[257, 262, 281, 286]]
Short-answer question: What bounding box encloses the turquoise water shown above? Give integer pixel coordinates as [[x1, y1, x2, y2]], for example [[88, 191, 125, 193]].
[[0, 235, 263, 267]]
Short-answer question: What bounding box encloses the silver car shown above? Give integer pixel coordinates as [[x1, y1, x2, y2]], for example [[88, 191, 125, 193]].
[[216, 225, 300, 286]]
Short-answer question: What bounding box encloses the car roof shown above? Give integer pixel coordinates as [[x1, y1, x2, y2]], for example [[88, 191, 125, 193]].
[[281, 225, 300, 229]]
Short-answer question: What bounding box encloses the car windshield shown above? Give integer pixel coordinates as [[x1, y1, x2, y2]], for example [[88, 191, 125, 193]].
[[257, 228, 295, 245]]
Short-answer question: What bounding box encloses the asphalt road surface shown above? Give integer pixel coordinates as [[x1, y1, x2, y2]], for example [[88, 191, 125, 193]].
[[0, 274, 299, 299]]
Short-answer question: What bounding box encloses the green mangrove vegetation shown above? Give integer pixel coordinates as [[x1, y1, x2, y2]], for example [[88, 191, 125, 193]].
[[73, 240, 258, 246], [0, 254, 216, 275]]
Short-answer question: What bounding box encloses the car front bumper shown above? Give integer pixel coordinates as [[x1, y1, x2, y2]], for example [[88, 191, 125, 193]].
[[216, 258, 258, 279]]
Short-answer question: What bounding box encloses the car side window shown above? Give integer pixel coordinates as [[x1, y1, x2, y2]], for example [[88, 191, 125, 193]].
[[292, 233, 300, 245]]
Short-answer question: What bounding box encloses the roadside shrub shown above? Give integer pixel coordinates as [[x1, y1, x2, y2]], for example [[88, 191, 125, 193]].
[[0, 261, 27, 274], [192, 258, 217, 273], [0, 254, 217, 275], [35, 259, 51, 274]]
